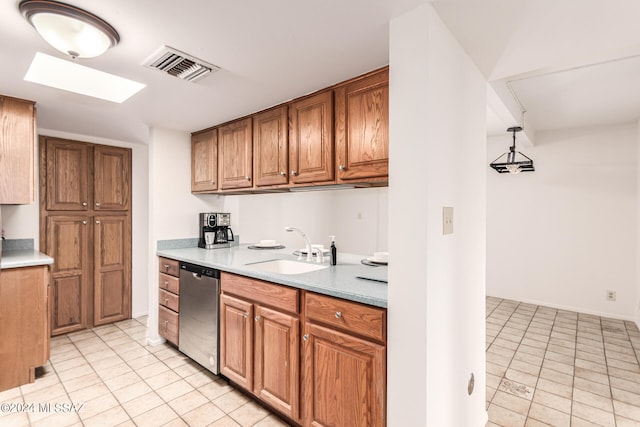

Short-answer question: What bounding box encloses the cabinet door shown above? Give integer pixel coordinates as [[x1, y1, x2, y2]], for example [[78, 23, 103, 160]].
[[0, 266, 48, 392], [253, 106, 288, 187], [0, 96, 36, 204], [218, 118, 253, 189], [220, 294, 254, 389], [47, 215, 90, 335], [289, 90, 334, 184], [335, 68, 389, 182], [94, 214, 131, 326], [94, 145, 131, 211], [302, 322, 386, 427], [254, 305, 299, 419], [191, 129, 218, 192], [45, 139, 89, 211]]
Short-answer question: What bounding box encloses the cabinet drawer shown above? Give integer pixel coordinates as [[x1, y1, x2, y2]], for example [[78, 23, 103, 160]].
[[305, 292, 386, 342], [221, 272, 299, 314], [159, 289, 179, 312], [159, 257, 179, 277], [159, 306, 179, 345], [159, 272, 180, 294]]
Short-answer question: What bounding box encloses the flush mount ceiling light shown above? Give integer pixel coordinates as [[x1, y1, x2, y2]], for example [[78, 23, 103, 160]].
[[490, 126, 535, 174], [19, 0, 119, 59]]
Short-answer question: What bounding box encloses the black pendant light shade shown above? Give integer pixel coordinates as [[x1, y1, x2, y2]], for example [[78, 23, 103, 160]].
[[490, 126, 535, 174]]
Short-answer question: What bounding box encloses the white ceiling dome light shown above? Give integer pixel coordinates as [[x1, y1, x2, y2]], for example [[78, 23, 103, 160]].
[[19, 0, 119, 59]]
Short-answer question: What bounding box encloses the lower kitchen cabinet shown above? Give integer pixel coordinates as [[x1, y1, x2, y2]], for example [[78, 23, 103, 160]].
[[219, 272, 386, 426], [0, 265, 49, 392], [220, 273, 300, 421], [158, 257, 180, 345], [302, 292, 387, 427]]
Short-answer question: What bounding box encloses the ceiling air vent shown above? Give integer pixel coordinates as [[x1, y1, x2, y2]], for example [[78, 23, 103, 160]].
[[143, 46, 220, 83]]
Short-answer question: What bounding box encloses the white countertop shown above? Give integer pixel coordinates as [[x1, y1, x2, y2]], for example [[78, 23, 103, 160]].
[[1, 250, 54, 269], [157, 244, 388, 308]]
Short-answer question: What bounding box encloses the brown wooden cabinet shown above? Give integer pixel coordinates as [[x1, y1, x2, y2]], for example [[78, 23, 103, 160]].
[[94, 215, 131, 325], [335, 68, 389, 183], [0, 96, 36, 204], [40, 136, 132, 335], [191, 129, 218, 192], [158, 257, 179, 345], [94, 146, 131, 211], [220, 272, 300, 420], [253, 106, 289, 187], [289, 90, 334, 185], [218, 117, 253, 190], [302, 292, 387, 427], [46, 215, 90, 334], [0, 265, 49, 392]]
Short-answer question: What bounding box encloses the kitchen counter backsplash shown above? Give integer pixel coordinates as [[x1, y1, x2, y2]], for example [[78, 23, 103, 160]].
[[2, 238, 34, 251], [157, 236, 240, 251]]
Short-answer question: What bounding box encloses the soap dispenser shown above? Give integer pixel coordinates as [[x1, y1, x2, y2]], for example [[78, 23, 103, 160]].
[[329, 236, 337, 266]]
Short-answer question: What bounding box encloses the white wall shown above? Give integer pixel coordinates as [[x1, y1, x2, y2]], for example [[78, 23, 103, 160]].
[[3, 128, 151, 318], [237, 187, 388, 254], [388, 4, 487, 426], [487, 124, 637, 320]]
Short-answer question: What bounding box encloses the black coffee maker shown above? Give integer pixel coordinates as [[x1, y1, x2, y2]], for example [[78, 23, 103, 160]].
[[198, 213, 234, 249]]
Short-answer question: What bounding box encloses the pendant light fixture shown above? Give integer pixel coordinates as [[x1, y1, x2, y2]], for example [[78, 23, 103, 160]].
[[19, 0, 119, 59], [490, 126, 535, 174]]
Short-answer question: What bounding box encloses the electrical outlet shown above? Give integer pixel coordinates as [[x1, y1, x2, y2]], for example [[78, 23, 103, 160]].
[[606, 290, 616, 301], [443, 207, 454, 235]]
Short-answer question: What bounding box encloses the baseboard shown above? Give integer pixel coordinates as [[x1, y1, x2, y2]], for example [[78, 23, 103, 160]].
[[146, 336, 165, 346]]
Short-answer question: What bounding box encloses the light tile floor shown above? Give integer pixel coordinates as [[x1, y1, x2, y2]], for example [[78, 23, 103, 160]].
[[486, 296, 640, 427], [4, 299, 640, 427], [0, 317, 290, 427]]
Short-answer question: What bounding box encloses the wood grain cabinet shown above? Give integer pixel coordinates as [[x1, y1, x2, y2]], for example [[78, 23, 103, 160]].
[[0, 95, 36, 204], [40, 137, 132, 335], [158, 257, 179, 345], [220, 273, 300, 421], [289, 90, 334, 185], [253, 106, 289, 187], [335, 67, 389, 183], [0, 265, 49, 392], [302, 292, 387, 427], [191, 129, 218, 192], [218, 117, 253, 190]]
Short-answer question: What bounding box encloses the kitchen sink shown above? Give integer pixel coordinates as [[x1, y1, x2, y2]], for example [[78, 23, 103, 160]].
[[246, 259, 328, 275]]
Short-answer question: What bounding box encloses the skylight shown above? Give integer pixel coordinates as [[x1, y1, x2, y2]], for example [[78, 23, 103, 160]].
[[24, 52, 145, 103]]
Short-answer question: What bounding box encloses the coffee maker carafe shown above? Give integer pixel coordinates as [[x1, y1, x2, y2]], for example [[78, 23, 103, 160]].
[[198, 213, 234, 249]]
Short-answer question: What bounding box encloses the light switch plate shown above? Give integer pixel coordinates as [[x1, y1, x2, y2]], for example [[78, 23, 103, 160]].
[[443, 207, 453, 235]]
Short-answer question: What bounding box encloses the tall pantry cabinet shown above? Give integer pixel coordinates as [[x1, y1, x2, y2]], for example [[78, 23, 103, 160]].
[[39, 137, 132, 336]]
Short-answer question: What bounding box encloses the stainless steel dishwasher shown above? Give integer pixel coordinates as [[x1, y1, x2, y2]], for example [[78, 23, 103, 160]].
[[178, 262, 220, 374]]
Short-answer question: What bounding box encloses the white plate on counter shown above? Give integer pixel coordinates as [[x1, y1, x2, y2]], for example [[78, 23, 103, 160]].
[[366, 256, 388, 265]]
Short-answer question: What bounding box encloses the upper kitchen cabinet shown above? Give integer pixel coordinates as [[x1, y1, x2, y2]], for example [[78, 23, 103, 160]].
[[43, 137, 131, 211], [335, 67, 389, 183], [218, 117, 253, 190], [44, 138, 90, 211], [191, 129, 218, 193], [0, 96, 36, 204], [289, 90, 334, 185], [94, 145, 131, 211], [253, 106, 289, 187]]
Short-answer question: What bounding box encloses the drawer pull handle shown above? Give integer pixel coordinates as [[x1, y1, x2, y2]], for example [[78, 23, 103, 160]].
[[163, 264, 170, 270], [339, 165, 346, 171], [82, 220, 87, 225], [164, 281, 169, 287], [165, 298, 169, 304], [303, 334, 309, 341], [243, 312, 249, 318], [255, 316, 260, 322], [95, 202, 101, 206], [164, 320, 168, 326], [335, 311, 342, 319], [280, 171, 286, 176], [82, 202, 88, 207], [291, 170, 297, 176], [95, 220, 100, 224]]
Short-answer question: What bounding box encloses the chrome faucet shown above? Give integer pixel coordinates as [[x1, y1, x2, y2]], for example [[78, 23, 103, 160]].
[[313, 247, 324, 263], [284, 226, 313, 261]]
